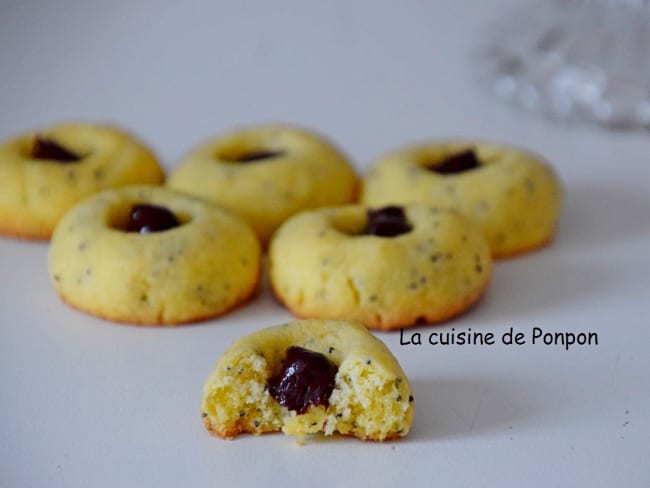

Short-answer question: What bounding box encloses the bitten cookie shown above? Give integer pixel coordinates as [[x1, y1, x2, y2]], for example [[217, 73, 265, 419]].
[[48, 185, 261, 325], [167, 124, 359, 245], [201, 319, 414, 441], [268, 204, 492, 330], [361, 141, 563, 258], [0, 122, 164, 239]]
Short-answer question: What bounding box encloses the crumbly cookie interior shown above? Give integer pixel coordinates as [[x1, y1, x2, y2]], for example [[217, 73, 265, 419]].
[[202, 347, 413, 441], [201, 320, 414, 441]]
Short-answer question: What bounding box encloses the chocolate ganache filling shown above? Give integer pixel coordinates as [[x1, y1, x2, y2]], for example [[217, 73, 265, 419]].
[[124, 204, 181, 234], [268, 346, 338, 414], [363, 206, 412, 237], [429, 149, 481, 174], [32, 136, 82, 163], [225, 149, 285, 163]]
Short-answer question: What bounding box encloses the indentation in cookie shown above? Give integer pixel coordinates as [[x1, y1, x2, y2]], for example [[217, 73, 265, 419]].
[[31, 136, 82, 163], [428, 149, 481, 174], [363, 206, 412, 237], [118, 203, 182, 234], [268, 346, 338, 414]]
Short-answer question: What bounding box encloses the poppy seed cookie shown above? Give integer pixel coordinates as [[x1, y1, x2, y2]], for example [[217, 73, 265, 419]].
[[201, 319, 414, 441], [48, 185, 261, 325], [268, 204, 492, 330], [0, 122, 164, 239], [361, 141, 563, 258], [167, 124, 359, 245]]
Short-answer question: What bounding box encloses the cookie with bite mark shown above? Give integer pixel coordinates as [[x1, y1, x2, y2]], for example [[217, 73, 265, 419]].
[[201, 319, 414, 441]]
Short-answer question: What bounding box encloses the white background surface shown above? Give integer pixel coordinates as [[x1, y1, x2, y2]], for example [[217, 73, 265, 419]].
[[1, 1, 649, 487]]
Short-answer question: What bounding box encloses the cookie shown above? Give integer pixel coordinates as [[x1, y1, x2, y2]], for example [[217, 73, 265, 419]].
[[201, 318, 414, 441], [48, 185, 261, 325], [0, 122, 164, 239], [361, 141, 563, 258], [167, 124, 359, 245], [268, 204, 492, 330]]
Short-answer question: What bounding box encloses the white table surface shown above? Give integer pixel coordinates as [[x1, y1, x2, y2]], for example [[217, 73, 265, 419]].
[[1, 1, 649, 487]]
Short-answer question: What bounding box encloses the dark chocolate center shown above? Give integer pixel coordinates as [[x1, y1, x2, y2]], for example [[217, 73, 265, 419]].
[[124, 204, 180, 234], [363, 206, 412, 237], [224, 149, 285, 163], [32, 136, 82, 163], [429, 149, 481, 174], [268, 346, 338, 414]]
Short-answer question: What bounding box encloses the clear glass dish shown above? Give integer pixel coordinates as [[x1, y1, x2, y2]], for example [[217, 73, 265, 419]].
[[478, 0, 650, 129]]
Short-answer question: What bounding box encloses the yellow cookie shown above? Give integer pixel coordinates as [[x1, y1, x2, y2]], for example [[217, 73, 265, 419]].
[[201, 319, 414, 441], [0, 122, 164, 239], [48, 185, 261, 325], [268, 204, 492, 330], [167, 124, 359, 245], [361, 141, 563, 258]]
